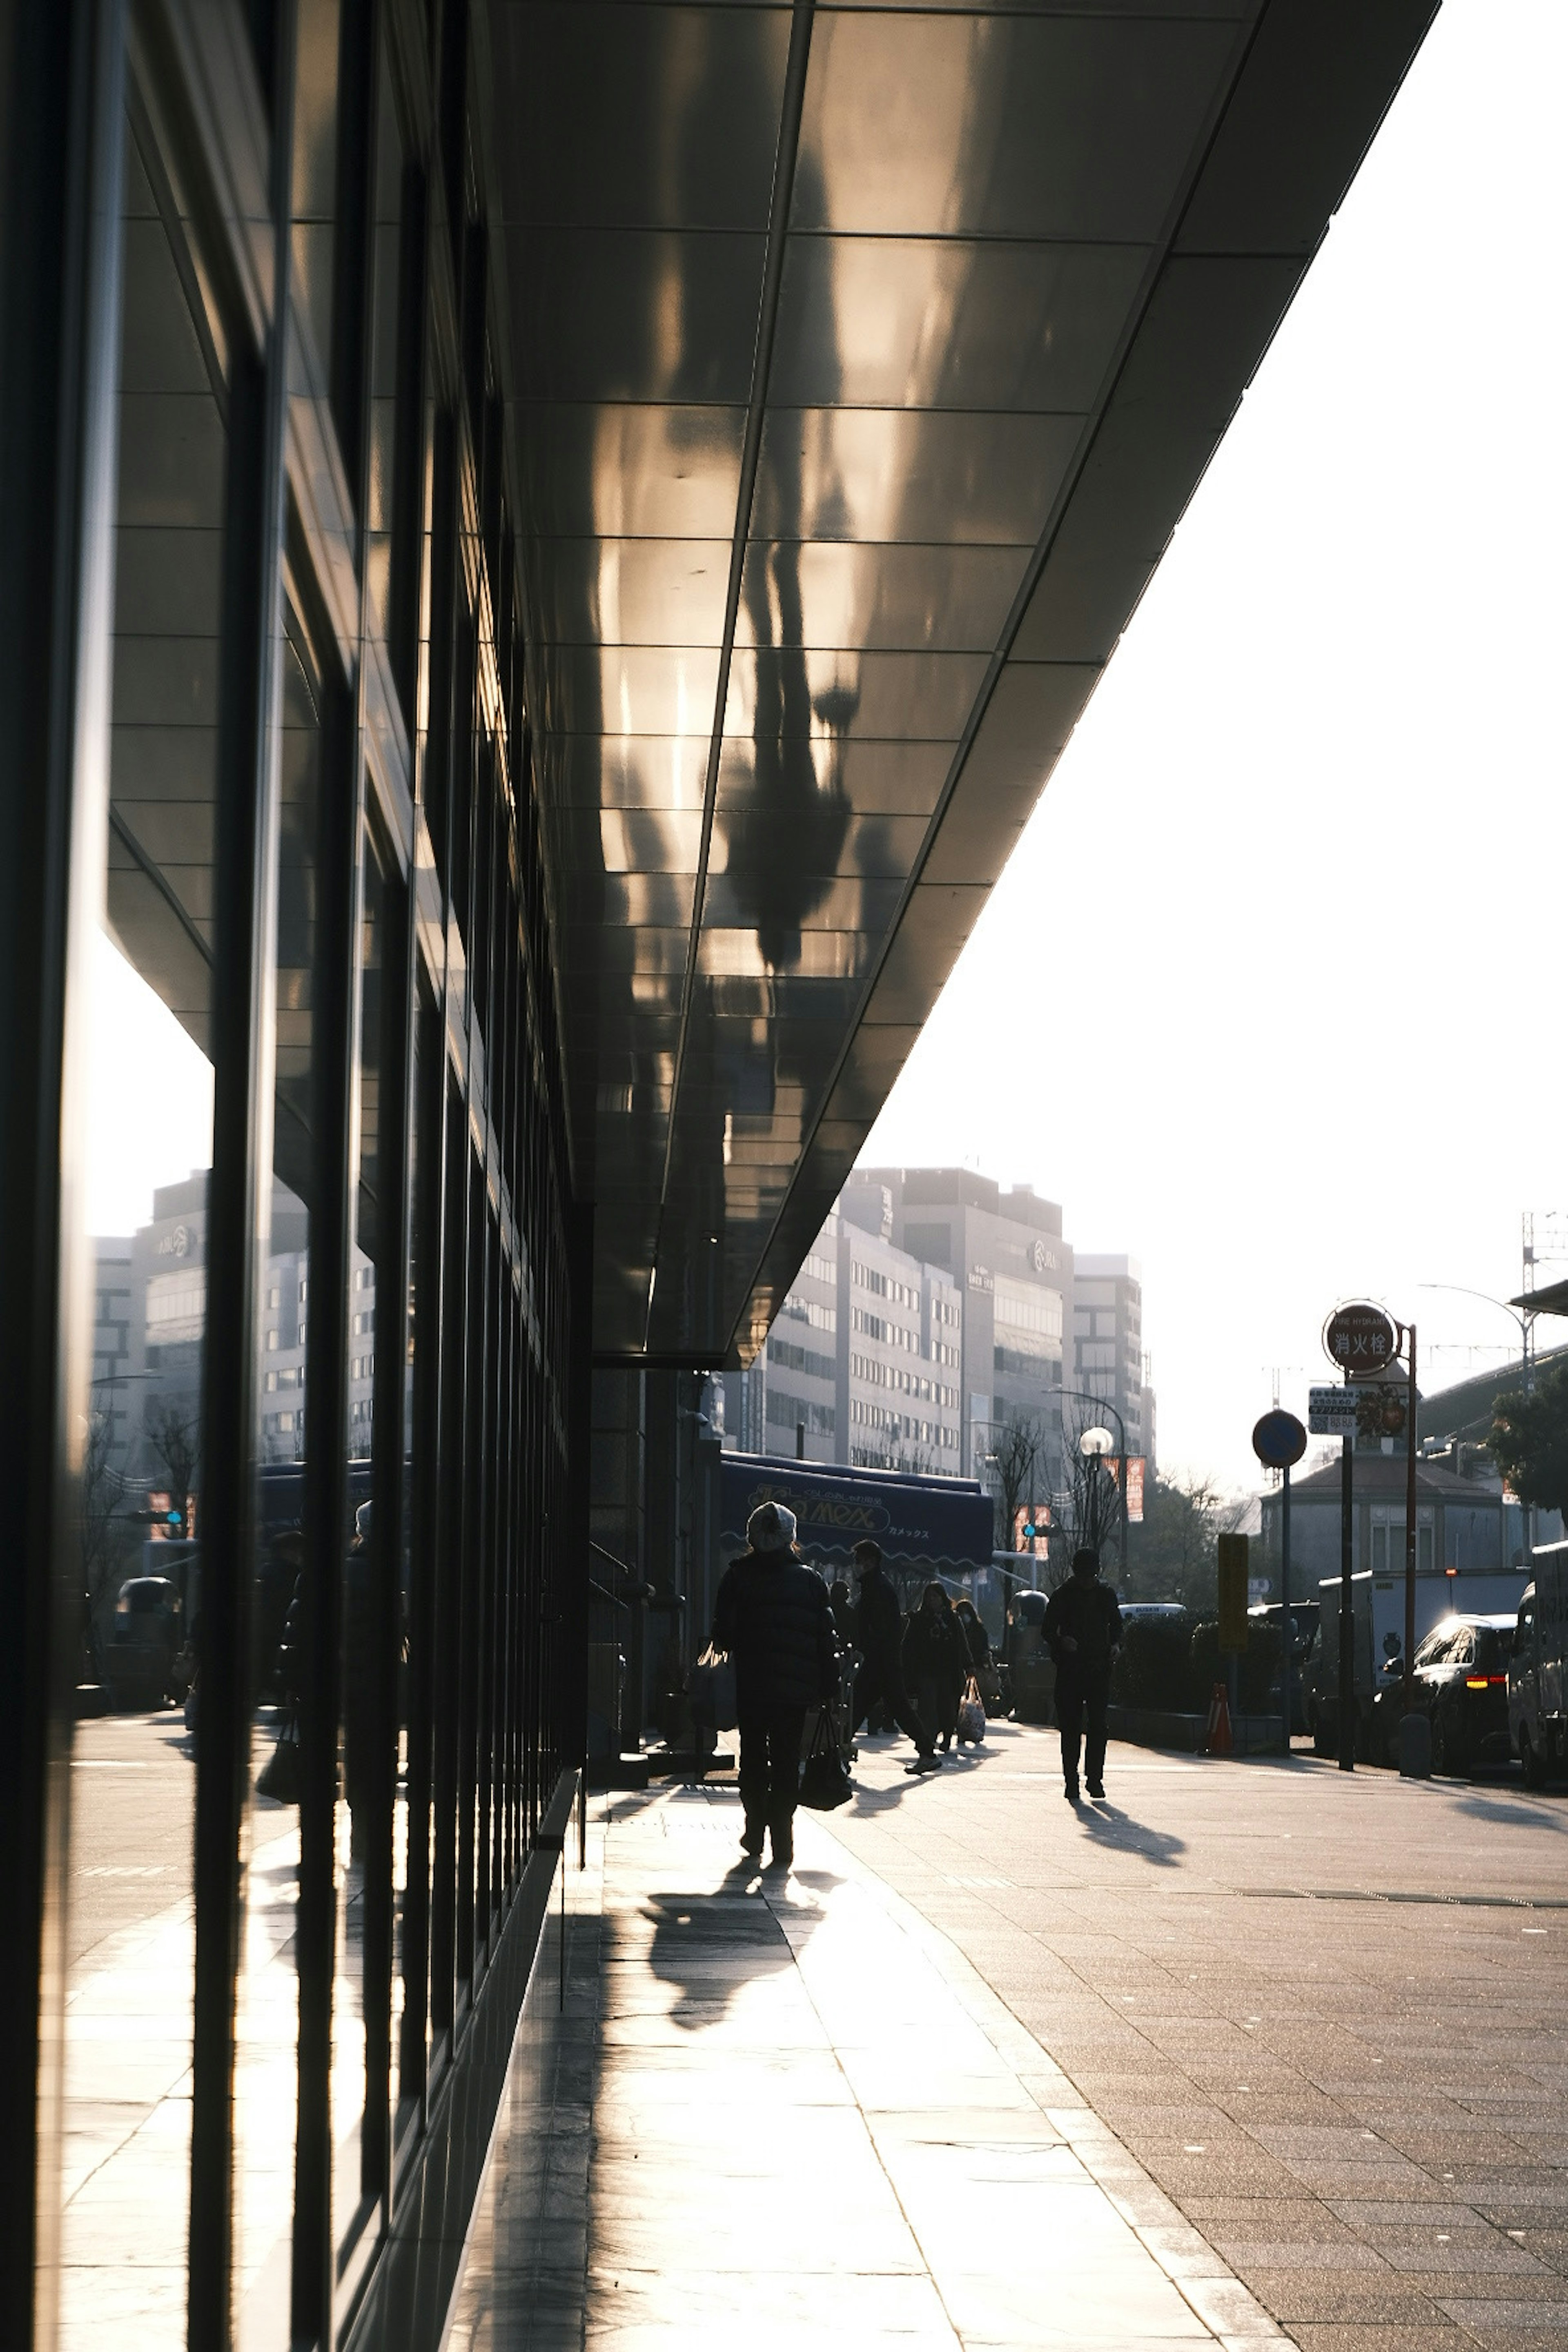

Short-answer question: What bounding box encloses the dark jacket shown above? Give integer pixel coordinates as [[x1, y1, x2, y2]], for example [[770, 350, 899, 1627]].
[[954, 1609, 991, 1668], [902, 1607, 969, 1690], [713, 1549, 837, 1713], [854, 1566, 904, 1662], [1043, 1575, 1123, 1680]]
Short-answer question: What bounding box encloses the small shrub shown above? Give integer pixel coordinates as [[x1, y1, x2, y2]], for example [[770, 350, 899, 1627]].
[[1111, 1612, 1200, 1713], [1190, 1618, 1282, 1713]]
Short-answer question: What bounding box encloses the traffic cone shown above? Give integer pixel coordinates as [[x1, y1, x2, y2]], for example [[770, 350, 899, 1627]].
[[1205, 1680, 1233, 1758]]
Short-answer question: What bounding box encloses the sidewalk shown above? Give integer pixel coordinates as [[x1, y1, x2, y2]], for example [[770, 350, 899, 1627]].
[[445, 1782, 1284, 2350]]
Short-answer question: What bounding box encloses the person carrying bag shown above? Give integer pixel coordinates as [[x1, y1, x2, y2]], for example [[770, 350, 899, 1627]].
[[711, 1501, 837, 1873]]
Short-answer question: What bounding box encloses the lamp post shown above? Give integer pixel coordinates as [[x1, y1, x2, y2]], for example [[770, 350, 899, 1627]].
[[1078, 1423, 1117, 1566], [1060, 1388, 1128, 1572], [1417, 1282, 1536, 1559]]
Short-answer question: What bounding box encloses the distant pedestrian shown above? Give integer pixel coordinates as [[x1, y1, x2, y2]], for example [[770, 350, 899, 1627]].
[[952, 1597, 991, 1670], [829, 1579, 856, 1644], [1043, 1548, 1123, 1802], [713, 1501, 838, 1872], [903, 1582, 970, 1755], [848, 1540, 939, 1771]]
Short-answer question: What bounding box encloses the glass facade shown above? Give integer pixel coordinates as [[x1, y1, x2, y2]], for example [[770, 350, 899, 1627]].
[[2, 7, 585, 2349]]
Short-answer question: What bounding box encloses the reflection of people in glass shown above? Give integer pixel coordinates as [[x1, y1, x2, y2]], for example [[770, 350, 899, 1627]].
[[256, 1528, 301, 1702], [343, 1500, 376, 1858], [724, 190, 851, 970]]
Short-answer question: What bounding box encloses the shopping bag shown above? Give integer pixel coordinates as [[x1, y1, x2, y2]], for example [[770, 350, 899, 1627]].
[[687, 1643, 737, 1731], [956, 1677, 985, 1745], [798, 1711, 853, 1810]]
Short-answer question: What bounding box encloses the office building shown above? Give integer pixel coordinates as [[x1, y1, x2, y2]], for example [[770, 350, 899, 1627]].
[[1070, 1254, 1151, 1473]]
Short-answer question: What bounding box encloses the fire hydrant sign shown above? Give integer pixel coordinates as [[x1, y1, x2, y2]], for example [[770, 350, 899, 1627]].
[[1323, 1302, 1397, 1375], [1308, 1386, 1359, 1435]]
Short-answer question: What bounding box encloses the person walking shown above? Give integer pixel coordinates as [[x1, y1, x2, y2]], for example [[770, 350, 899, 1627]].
[[952, 1596, 991, 1672], [1043, 1547, 1123, 1802], [712, 1501, 838, 1871], [902, 1582, 970, 1754], [848, 1539, 939, 1771]]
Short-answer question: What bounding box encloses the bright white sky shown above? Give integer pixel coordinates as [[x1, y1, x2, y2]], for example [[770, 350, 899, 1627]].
[[861, 0, 1568, 1490], [89, 0, 1567, 1492]]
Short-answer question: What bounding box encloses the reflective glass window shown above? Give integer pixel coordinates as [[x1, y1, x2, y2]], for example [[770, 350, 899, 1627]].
[[60, 102, 227, 2352], [365, 40, 405, 656], [292, 0, 342, 394], [233, 603, 325, 2343]]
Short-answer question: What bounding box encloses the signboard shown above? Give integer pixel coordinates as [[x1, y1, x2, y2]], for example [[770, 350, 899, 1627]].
[[1323, 1301, 1397, 1377], [1354, 1383, 1407, 1440], [1308, 1386, 1359, 1435], [1217, 1531, 1250, 1652], [1012, 1505, 1050, 1557], [720, 1453, 996, 1573], [1252, 1410, 1307, 1469], [1125, 1457, 1145, 1525]]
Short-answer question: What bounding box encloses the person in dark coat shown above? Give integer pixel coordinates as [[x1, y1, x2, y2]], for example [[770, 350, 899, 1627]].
[[952, 1597, 991, 1670], [848, 1540, 938, 1771], [902, 1582, 970, 1754], [1043, 1547, 1123, 1802], [713, 1501, 838, 1871]]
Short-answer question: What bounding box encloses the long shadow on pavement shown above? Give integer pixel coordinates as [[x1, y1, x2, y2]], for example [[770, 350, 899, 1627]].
[[628, 1860, 830, 2029], [1075, 1801, 1186, 1867]]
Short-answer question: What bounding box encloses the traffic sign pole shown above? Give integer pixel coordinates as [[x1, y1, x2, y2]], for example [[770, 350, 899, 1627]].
[[1339, 1425, 1355, 1770], [1250, 1412, 1307, 1761], [1403, 1322, 1417, 1698], [1282, 1460, 1292, 1758]]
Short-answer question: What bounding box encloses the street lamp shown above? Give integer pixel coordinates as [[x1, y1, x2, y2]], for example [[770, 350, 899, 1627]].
[[1060, 1389, 1129, 1571], [1417, 1281, 1537, 1557], [1078, 1424, 1116, 1562]]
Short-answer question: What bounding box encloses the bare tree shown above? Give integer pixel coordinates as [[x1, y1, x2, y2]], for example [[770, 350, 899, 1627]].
[[145, 1396, 200, 1531], [1058, 1392, 1127, 1572], [80, 1408, 130, 1675], [985, 1410, 1042, 1552]]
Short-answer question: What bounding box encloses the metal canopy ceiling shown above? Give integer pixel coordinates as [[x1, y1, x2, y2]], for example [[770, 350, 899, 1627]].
[[483, 0, 1436, 1366]]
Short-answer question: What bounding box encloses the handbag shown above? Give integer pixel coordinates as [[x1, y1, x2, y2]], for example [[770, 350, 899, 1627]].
[[798, 1711, 853, 1811], [257, 1713, 301, 1802], [957, 1676, 986, 1745], [687, 1643, 737, 1731]]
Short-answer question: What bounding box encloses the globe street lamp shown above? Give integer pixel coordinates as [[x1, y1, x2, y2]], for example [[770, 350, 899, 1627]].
[[1078, 1424, 1116, 1562], [1061, 1390, 1129, 1570]]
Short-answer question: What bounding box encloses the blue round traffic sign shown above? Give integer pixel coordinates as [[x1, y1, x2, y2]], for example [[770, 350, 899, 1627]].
[[1252, 1410, 1307, 1469]]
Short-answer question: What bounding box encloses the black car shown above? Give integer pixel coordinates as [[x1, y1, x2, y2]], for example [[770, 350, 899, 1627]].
[[104, 1575, 184, 1709], [1395, 1613, 1517, 1775]]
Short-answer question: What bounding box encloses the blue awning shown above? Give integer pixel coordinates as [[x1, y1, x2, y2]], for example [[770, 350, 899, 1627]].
[[721, 1453, 995, 1574]]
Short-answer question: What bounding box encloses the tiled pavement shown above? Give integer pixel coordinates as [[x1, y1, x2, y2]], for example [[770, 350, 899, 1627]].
[[821, 1727, 1568, 2352], [450, 1729, 1568, 2352], [448, 1775, 1286, 2350]]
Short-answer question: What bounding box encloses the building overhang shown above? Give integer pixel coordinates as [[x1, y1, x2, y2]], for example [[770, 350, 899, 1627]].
[[481, 0, 1439, 1365]]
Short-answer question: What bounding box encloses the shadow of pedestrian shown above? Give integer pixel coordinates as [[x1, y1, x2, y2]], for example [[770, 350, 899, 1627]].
[[1453, 1790, 1568, 1833], [628, 1878, 828, 2030], [1076, 1804, 1186, 1867]]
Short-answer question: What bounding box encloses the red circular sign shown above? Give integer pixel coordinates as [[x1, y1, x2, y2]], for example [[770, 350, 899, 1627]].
[[1323, 1302, 1397, 1376]]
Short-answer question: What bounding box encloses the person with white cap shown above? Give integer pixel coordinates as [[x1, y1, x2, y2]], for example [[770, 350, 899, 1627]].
[[712, 1500, 838, 1871]]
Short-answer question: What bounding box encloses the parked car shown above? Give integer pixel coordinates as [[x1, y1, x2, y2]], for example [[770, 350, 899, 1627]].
[[103, 1575, 185, 1710], [1509, 1544, 1568, 1787], [1387, 1612, 1516, 1776]]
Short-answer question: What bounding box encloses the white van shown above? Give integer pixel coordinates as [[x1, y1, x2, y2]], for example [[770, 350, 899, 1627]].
[[1509, 1541, 1568, 1786]]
